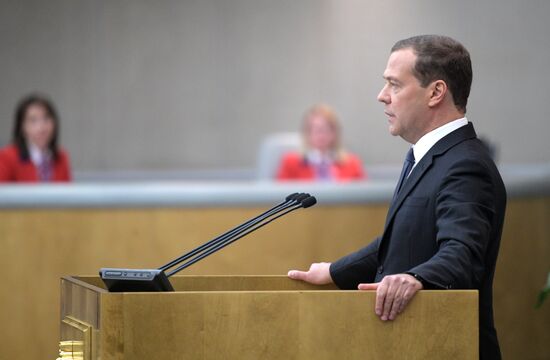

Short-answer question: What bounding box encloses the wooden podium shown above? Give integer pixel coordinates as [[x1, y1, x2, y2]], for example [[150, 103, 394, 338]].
[[59, 275, 478, 359]]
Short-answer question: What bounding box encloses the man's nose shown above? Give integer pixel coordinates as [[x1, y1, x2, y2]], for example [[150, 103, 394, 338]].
[[377, 87, 389, 104]]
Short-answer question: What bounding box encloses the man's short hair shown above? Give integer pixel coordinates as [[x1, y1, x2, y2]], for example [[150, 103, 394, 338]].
[[391, 35, 472, 112]]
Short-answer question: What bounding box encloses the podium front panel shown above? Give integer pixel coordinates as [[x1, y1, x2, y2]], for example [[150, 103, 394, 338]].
[[60, 276, 478, 360]]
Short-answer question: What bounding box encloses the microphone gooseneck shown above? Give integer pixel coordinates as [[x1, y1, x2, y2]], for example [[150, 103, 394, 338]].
[[100, 193, 317, 292], [164, 194, 317, 277]]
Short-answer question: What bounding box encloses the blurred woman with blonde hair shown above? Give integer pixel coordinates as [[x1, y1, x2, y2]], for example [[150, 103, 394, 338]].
[[277, 104, 365, 181]]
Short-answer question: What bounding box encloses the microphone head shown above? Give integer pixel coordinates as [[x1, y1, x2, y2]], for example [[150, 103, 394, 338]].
[[301, 196, 317, 208], [286, 193, 300, 201], [295, 193, 309, 203]]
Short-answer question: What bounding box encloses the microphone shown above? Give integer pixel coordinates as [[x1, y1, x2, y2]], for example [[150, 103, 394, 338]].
[[158, 192, 306, 272], [162, 193, 311, 275], [100, 193, 317, 292], [165, 195, 317, 276]]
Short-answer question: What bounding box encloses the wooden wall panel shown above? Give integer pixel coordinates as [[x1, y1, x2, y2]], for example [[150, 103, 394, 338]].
[[0, 199, 548, 359]]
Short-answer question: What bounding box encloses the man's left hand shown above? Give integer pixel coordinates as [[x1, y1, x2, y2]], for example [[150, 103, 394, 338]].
[[358, 273, 423, 321]]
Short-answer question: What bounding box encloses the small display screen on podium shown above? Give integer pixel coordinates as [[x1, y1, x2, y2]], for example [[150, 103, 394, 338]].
[[100, 268, 174, 292]]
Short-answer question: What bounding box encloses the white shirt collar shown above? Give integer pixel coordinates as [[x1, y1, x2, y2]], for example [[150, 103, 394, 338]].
[[411, 117, 469, 168]]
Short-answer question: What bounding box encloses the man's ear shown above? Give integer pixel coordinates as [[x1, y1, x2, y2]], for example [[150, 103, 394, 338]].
[[427, 80, 448, 108]]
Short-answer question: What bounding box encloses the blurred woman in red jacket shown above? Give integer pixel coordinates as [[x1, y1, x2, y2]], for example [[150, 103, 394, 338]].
[[276, 104, 365, 182], [0, 94, 71, 183]]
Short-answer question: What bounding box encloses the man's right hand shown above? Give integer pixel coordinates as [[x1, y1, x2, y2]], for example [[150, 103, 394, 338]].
[[287, 262, 334, 285]]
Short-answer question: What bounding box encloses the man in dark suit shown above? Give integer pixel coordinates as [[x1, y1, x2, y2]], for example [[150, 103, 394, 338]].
[[288, 35, 506, 359]]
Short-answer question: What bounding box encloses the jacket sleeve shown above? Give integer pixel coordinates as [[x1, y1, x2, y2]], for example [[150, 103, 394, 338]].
[[329, 236, 380, 289], [0, 149, 14, 182], [408, 158, 500, 289], [350, 154, 366, 180], [59, 150, 72, 181], [276, 153, 294, 180]]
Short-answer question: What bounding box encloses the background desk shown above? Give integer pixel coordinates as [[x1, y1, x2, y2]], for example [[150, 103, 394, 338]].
[[0, 164, 549, 359]]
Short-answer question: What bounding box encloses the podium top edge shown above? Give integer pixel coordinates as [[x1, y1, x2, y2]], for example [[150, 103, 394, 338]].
[[62, 275, 478, 296]]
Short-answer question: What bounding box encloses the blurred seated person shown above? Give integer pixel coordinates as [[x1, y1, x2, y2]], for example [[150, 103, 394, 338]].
[[0, 94, 71, 182], [276, 104, 365, 182]]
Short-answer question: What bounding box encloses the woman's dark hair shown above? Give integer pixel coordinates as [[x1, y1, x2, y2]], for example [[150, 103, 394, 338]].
[[391, 35, 472, 113], [13, 94, 60, 161]]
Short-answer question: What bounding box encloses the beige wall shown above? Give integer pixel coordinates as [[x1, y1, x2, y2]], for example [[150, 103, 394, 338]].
[[1, 0, 549, 171]]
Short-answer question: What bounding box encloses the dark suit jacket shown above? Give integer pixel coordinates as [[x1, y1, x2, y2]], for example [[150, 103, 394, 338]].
[[329, 123, 506, 359]]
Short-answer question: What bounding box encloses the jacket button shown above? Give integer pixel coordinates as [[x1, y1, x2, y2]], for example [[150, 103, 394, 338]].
[[377, 266, 384, 274]]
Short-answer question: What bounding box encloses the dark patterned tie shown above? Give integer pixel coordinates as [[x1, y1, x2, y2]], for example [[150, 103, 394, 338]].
[[395, 148, 415, 195]]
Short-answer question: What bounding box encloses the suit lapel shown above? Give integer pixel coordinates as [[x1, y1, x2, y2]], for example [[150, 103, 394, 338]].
[[382, 122, 478, 232], [390, 158, 410, 204]]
